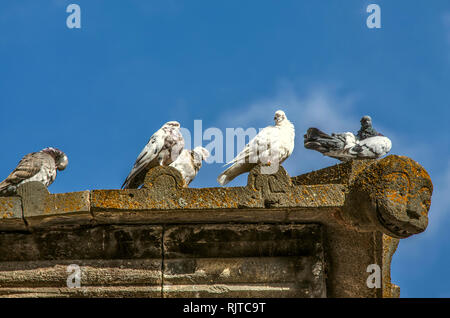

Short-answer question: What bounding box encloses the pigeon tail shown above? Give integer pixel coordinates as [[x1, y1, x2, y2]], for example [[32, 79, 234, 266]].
[[0, 181, 9, 194], [303, 128, 345, 154], [121, 175, 140, 190], [121, 172, 140, 189], [217, 162, 256, 186], [217, 174, 228, 186], [0, 182, 16, 196]]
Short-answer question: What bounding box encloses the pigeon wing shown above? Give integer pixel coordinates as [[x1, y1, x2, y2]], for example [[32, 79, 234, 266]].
[[227, 126, 275, 166], [122, 129, 166, 189], [351, 136, 392, 158], [0, 152, 45, 192], [169, 149, 192, 186], [218, 126, 277, 186], [164, 127, 185, 166]]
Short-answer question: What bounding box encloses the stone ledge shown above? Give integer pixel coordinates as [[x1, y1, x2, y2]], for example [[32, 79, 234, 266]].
[[0, 155, 433, 239]]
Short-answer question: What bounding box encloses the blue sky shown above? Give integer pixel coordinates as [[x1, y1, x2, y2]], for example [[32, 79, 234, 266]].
[[0, 0, 449, 297]]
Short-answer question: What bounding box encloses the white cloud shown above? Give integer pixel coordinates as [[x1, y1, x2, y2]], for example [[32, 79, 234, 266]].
[[223, 82, 359, 132]]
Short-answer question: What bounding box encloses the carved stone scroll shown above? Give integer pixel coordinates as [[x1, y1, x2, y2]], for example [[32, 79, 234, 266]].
[[340, 155, 433, 238], [247, 165, 292, 208]]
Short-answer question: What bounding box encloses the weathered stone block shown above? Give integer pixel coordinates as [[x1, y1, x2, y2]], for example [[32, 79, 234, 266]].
[[163, 224, 322, 258], [0, 196, 25, 231], [15, 182, 92, 230], [0, 259, 161, 287], [0, 225, 162, 261], [162, 224, 326, 298]]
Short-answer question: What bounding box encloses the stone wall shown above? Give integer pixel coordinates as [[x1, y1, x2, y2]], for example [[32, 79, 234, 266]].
[[0, 155, 433, 298]]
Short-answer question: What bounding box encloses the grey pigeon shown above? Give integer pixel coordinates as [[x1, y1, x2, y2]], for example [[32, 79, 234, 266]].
[[170, 146, 210, 186], [304, 115, 392, 161], [0, 147, 68, 196], [217, 110, 295, 186], [122, 121, 184, 189]]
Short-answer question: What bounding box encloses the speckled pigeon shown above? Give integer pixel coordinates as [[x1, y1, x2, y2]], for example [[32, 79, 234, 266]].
[[0, 147, 68, 196], [122, 121, 185, 189]]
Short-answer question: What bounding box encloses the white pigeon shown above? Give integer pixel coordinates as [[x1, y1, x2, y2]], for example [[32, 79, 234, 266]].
[[122, 121, 184, 189], [169, 146, 210, 186], [0, 147, 68, 196], [304, 115, 392, 161], [217, 110, 295, 186]]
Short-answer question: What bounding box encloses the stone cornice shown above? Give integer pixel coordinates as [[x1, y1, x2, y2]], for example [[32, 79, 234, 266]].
[[0, 155, 433, 239]]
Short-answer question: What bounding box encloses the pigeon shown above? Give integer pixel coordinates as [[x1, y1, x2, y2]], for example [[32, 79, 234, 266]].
[[0, 147, 68, 196], [304, 115, 392, 161], [169, 146, 210, 186], [122, 121, 185, 189], [217, 110, 295, 186]]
